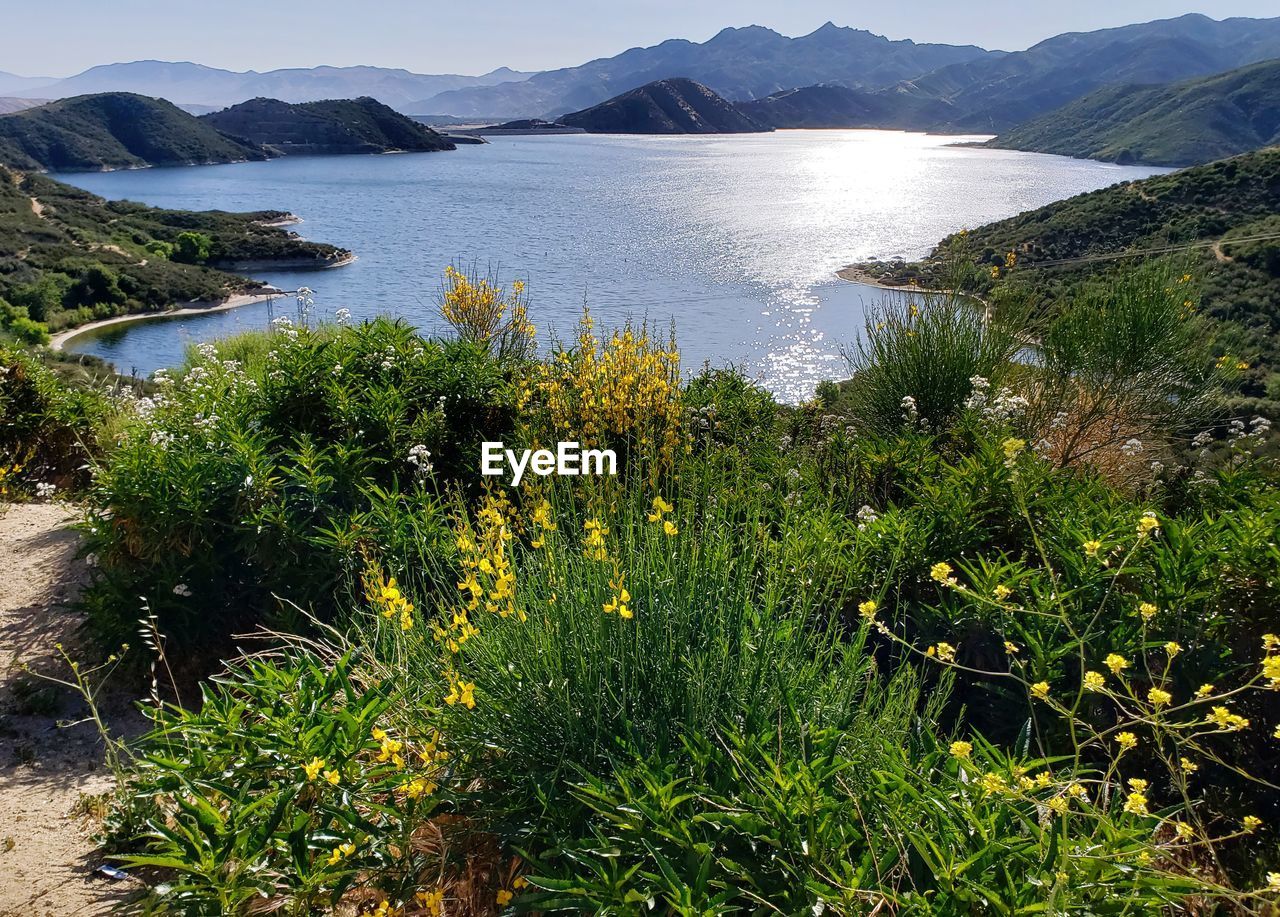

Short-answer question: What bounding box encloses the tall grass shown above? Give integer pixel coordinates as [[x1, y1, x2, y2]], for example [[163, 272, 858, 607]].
[[841, 292, 1022, 434]]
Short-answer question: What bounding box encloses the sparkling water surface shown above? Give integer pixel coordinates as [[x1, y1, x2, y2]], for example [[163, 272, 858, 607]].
[[57, 131, 1165, 401]]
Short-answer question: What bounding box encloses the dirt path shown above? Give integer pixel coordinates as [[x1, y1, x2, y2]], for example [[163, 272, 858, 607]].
[[0, 503, 145, 915]]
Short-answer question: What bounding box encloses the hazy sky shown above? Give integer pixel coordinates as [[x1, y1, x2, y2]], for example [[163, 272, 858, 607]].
[[4, 1, 1277, 78]]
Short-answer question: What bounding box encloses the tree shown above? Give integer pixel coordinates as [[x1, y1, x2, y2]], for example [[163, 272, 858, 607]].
[[173, 231, 213, 265]]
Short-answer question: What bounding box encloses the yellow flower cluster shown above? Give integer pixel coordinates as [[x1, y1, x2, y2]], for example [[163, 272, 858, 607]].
[[526, 310, 684, 473], [603, 570, 633, 620], [414, 889, 444, 916], [444, 670, 476, 709], [439, 265, 535, 358], [647, 495, 678, 536], [364, 569, 415, 632], [582, 517, 609, 561], [444, 494, 525, 653]]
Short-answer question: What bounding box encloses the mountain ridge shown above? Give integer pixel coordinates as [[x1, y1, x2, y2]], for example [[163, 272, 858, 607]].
[[412, 22, 995, 118]]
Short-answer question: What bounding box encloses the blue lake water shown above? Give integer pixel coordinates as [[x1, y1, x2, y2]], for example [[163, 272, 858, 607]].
[[56, 131, 1165, 401]]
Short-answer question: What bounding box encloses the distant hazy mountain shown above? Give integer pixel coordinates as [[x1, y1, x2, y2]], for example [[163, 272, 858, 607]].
[[12, 61, 537, 110], [0, 70, 56, 95], [413, 23, 995, 118], [0, 93, 267, 171], [984, 60, 1280, 166], [558, 78, 767, 134], [202, 97, 454, 154], [896, 13, 1280, 132]]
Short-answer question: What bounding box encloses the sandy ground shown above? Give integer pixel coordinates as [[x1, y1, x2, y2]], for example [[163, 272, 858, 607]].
[[0, 503, 146, 915]]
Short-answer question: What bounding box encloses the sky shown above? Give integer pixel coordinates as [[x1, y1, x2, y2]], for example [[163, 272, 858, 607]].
[[4, 0, 1278, 78]]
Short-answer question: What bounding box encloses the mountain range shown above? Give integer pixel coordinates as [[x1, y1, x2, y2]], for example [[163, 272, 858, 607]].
[[7, 61, 535, 110], [413, 23, 993, 118], [984, 58, 1280, 166]]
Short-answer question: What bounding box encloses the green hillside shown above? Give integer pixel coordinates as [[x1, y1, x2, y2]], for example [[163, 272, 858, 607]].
[[847, 149, 1280, 406], [201, 96, 455, 154], [0, 92, 267, 171], [986, 59, 1280, 165], [0, 166, 348, 342]]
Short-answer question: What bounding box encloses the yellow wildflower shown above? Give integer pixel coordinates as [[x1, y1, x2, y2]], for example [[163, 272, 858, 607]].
[[993, 584, 1012, 601], [1083, 539, 1103, 557], [303, 757, 325, 782], [1124, 791, 1149, 816], [1003, 640, 1020, 655], [1031, 681, 1050, 700], [415, 889, 444, 916], [1243, 815, 1262, 833], [1048, 796, 1069, 815], [1263, 655, 1280, 687], [323, 769, 341, 786], [1195, 683, 1214, 698], [1268, 872, 1280, 890], [1148, 687, 1172, 707], [1104, 653, 1129, 676], [1083, 670, 1106, 692], [934, 642, 957, 663], [1136, 513, 1160, 536], [858, 599, 878, 621], [1138, 602, 1158, 622], [1208, 705, 1250, 731], [663, 519, 678, 537], [979, 772, 1007, 795], [1181, 758, 1199, 774], [1174, 821, 1194, 841], [949, 740, 973, 759], [930, 561, 955, 585], [1116, 732, 1138, 751], [497, 889, 514, 906]]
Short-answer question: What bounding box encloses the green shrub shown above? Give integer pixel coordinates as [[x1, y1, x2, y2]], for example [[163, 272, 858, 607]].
[[109, 651, 449, 914], [841, 293, 1022, 435], [0, 343, 110, 492], [81, 318, 517, 648]]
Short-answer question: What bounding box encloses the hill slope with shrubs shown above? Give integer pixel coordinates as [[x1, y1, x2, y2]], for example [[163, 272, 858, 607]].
[[986, 59, 1280, 166], [0, 166, 349, 343], [0, 92, 268, 172], [847, 148, 1280, 411], [201, 96, 455, 154]]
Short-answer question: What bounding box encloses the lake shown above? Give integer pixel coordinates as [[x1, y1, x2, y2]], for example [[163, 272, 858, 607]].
[[56, 131, 1165, 402]]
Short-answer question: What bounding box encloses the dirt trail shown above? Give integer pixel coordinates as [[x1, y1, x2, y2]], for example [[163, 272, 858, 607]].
[[0, 503, 145, 915]]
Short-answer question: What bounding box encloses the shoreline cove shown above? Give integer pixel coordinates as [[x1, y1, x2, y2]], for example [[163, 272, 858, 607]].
[[49, 252, 357, 354]]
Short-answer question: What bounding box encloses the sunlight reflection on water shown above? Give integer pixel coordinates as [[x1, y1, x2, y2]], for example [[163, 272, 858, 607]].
[[57, 131, 1165, 402]]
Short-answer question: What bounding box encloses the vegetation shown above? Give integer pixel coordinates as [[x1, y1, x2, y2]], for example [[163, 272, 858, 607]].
[[986, 59, 1280, 166], [202, 97, 455, 154], [0, 93, 267, 172], [6, 263, 1272, 914], [848, 148, 1280, 414], [0, 166, 349, 339]]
